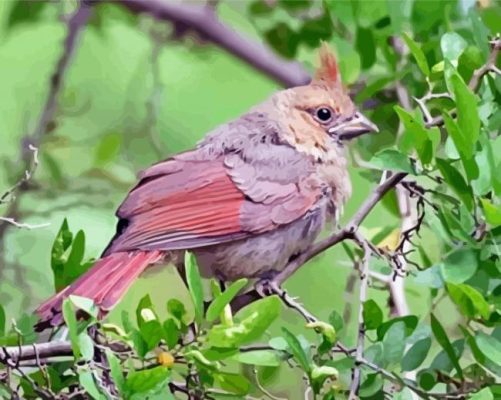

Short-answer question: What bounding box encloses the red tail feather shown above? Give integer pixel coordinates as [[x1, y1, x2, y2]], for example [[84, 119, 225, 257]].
[[35, 250, 163, 331]]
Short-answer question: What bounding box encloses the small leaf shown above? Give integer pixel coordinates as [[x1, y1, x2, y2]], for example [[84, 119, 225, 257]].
[[431, 314, 463, 379], [207, 296, 281, 347], [78, 332, 95, 361], [451, 73, 480, 148], [436, 158, 473, 210], [440, 248, 478, 283], [480, 199, 501, 227], [369, 149, 416, 174], [282, 327, 311, 373], [447, 283, 490, 320], [475, 332, 501, 366], [305, 321, 336, 343], [443, 113, 479, 182], [363, 299, 384, 330], [206, 278, 248, 322], [214, 372, 251, 395], [329, 310, 344, 333], [62, 299, 80, 359], [94, 133, 122, 166], [311, 365, 338, 380], [69, 295, 98, 318], [7, 0, 48, 29], [125, 367, 171, 399], [402, 337, 431, 371], [470, 388, 493, 400], [377, 316, 418, 340], [185, 252, 204, 325], [79, 370, 104, 400], [162, 318, 180, 349], [441, 32, 467, 61], [402, 33, 430, 76], [106, 349, 125, 395], [230, 350, 282, 367], [264, 22, 299, 59], [382, 321, 406, 366]]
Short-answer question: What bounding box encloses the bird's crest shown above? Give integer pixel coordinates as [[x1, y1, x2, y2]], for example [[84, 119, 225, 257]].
[[313, 42, 341, 87]]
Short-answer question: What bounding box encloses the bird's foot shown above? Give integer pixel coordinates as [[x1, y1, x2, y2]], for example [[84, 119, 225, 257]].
[[254, 278, 316, 323]]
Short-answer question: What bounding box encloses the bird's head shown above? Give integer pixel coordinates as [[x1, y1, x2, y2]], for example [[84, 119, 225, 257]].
[[269, 42, 378, 158]]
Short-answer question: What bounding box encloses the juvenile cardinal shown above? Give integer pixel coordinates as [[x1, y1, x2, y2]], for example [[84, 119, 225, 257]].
[[35, 44, 377, 330]]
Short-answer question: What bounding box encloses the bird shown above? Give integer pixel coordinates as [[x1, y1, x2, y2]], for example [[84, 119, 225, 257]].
[[35, 43, 378, 330]]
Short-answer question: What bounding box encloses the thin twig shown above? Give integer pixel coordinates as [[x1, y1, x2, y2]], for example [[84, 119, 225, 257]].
[[348, 231, 372, 399]]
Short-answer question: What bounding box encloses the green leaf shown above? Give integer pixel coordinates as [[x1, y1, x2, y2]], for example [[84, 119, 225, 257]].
[[402, 32, 430, 76], [480, 199, 501, 227], [377, 316, 418, 340], [206, 278, 248, 322], [62, 299, 81, 359], [214, 372, 251, 395], [363, 299, 383, 330], [136, 294, 158, 327], [447, 283, 490, 320], [162, 318, 180, 349], [369, 148, 416, 174], [106, 349, 125, 395], [264, 22, 299, 59], [7, 0, 48, 29], [282, 327, 311, 373], [430, 314, 463, 379], [441, 32, 467, 61], [475, 332, 501, 366], [125, 367, 170, 399], [402, 337, 431, 371], [440, 248, 478, 283], [329, 310, 344, 333], [470, 388, 494, 400], [451, 73, 480, 148], [166, 298, 188, 324], [311, 365, 338, 380], [382, 321, 406, 366], [51, 219, 73, 291], [331, 36, 361, 84], [207, 296, 281, 347], [443, 113, 479, 182], [395, 106, 438, 164], [94, 132, 122, 166], [230, 350, 282, 367], [356, 26, 376, 70], [78, 332, 95, 361], [185, 251, 204, 325], [69, 295, 98, 318], [359, 373, 383, 397], [436, 158, 473, 210], [79, 370, 104, 400]]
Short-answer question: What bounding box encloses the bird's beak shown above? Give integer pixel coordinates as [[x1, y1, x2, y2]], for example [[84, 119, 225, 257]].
[[329, 112, 379, 140]]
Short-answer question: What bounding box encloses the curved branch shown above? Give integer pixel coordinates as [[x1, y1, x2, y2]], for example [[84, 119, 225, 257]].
[[113, 0, 310, 87]]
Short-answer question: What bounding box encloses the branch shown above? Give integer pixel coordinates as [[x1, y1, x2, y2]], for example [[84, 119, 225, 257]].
[[113, 0, 310, 88], [348, 232, 372, 399]]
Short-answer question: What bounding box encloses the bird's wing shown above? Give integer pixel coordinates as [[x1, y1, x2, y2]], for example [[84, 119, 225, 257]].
[[105, 146, 323, 253]]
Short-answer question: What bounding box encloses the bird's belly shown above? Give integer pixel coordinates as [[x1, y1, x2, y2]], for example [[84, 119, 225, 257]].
[[194, 204, 329, 281]]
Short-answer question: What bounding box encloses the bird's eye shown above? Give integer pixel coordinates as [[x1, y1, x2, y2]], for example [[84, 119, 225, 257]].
[[315, 107, 332, 123]]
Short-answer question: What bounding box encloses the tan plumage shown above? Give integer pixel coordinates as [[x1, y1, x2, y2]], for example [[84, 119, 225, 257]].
[[35, 44, 378, 330]]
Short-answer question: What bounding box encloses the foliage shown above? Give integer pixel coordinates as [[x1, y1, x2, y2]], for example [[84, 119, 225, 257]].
[[0, 0, 500, 399]]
